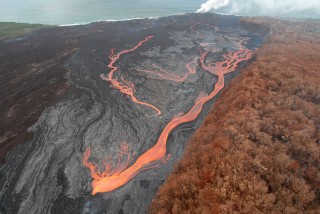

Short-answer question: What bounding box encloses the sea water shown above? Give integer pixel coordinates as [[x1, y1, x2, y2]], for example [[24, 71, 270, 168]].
[[0, 0, 205, 25]]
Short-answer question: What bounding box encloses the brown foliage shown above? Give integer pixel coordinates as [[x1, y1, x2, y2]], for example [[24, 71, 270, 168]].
[[150, 19, 320, 213]]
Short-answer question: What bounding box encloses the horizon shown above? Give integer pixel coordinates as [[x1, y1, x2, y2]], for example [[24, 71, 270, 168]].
[[0, 0, 319, 25]]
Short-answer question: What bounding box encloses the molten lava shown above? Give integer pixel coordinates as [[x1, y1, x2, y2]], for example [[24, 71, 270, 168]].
[[83, 37, 253, 195], [136, 57, 197, 82], [101, 36, 161, 115]]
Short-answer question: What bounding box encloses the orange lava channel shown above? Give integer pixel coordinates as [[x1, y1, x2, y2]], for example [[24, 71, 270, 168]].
[[101, 36, 161, 115], [84, 41, 253, 195], [136, 57, 197, 82]]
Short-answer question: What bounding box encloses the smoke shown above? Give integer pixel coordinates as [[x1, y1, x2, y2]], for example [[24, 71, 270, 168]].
[[197, 0, 320, 19], [197, 0, 230, 12]]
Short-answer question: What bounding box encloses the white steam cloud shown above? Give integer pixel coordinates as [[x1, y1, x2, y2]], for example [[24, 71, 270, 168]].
[[197, 0, 320, 19]]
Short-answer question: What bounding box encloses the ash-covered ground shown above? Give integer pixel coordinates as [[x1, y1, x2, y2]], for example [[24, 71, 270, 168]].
[[0, 13, 269, 214]]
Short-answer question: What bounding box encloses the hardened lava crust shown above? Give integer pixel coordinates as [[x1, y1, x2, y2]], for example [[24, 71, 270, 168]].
[[0, 13, 269, 214]]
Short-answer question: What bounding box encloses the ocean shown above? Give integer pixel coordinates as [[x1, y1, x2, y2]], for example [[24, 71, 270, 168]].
[[0, 0, 205, 25]]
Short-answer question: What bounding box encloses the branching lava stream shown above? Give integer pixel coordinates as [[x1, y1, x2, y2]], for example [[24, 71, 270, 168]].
[[100, 36, 162, 115], [83, 37, 253, 195], [136, 57, 198, 82]]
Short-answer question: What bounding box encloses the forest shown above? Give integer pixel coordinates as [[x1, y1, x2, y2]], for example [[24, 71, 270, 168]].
[[150, 18, 320, 213]]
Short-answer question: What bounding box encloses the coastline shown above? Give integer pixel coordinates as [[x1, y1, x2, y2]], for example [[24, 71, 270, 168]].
[[1, 12, 190, 27], [2, 12, 319, 29]]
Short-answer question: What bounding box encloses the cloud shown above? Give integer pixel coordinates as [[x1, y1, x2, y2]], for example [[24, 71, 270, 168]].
[[197, 0, 320, 19]]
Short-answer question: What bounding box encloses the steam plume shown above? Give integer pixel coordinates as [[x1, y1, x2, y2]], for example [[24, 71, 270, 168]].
[[197, 0, 320, 19]]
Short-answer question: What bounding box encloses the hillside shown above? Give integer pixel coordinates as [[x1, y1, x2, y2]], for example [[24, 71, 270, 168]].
[[0, 13, 269, 213], [150, 18, 320, 213]]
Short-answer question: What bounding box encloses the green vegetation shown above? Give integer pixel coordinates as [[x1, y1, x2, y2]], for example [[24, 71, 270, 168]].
[[0, 22, 50, 38], [304, 18, 320, 24]]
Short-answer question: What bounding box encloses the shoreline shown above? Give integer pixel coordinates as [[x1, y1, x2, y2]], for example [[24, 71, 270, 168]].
[[0, 12, 191, 27], [1, 12, 319, 28]]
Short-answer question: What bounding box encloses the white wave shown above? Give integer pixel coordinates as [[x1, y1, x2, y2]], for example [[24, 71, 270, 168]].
[[58, 13, 188, 27], [60, 23, 88, 26]]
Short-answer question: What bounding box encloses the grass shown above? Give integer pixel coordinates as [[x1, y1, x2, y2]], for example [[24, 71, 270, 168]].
[[0, 22, 50, 38]]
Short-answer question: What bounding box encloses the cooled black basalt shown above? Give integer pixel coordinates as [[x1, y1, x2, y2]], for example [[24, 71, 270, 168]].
[[0, 13, 269, 214]]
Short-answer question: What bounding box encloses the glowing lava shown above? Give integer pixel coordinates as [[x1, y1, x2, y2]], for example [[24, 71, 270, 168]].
[[136, 57, 197, 82], [84, 42, 253, 195], [101, 36, 161, 115]]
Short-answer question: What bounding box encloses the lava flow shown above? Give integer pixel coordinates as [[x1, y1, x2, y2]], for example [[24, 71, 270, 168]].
[[84, 45, 253, 195], [101, 36, 161, 115], [136, 57, 197, 82]]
